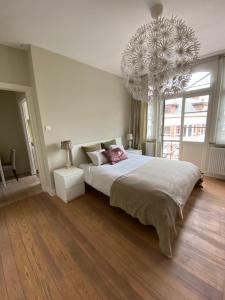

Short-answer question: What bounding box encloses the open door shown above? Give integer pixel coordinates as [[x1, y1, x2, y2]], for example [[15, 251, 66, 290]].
[[19, 98, 38, 175]]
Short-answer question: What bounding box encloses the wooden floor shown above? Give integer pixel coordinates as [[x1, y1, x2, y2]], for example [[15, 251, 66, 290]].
[[0, 175, 41, 208], [0, 177, 224, 300]]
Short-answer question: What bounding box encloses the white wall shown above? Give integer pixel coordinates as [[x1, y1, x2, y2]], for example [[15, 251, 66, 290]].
[[29, 45, 131, 190], [0, 90, 30, 175]]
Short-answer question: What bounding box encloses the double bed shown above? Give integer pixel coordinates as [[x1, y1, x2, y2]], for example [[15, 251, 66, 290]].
[[80, 153, 201, 257]]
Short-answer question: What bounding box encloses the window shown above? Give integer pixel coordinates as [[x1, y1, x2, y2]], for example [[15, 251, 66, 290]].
[[164, 126, 171, 135], [161, 91, 210, 159], [176, 126, 181, 135], [163, 98, 182, 142], [186, 72, 211, 91], [147, 70, 212, 159]]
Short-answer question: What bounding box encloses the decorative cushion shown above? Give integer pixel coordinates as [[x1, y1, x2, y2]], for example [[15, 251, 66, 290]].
[[101, 139, 117, 150], [87, 150, 108, 166], [102, 147, 128, 165], [110, 144, 126, 152], [82, 143, 102, 162], [82, 143, 102, 154]]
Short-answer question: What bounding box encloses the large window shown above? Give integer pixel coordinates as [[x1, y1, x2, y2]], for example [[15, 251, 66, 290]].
[[147, 71, 213, 159], [160, 72, 212, 160], [162, 94, 210, 159]]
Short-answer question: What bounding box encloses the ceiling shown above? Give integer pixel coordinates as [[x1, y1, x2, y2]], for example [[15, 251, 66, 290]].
[[0, 0, 225, 76]]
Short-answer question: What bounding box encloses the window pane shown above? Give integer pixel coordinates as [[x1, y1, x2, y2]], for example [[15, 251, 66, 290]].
[[162, 141, 180, 160], [163, 98, 182, 141], [186, 72, 211, 91], [183, 95, 209, 142], [185, 95, 209, 113], [184, 115, 207, 127]]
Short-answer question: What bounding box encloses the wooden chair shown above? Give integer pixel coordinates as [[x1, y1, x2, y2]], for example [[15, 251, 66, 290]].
[[2, 149, 18, 181]]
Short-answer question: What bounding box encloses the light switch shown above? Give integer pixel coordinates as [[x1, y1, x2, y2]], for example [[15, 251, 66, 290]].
[[45, 125, 52, 131]]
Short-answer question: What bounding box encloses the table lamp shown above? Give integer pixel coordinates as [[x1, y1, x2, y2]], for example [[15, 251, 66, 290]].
[[126, 133, 133, 149], [61, 140, 73, 168]]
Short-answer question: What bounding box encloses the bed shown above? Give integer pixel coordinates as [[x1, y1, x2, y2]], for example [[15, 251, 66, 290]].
[[80, 153, 201, 257]]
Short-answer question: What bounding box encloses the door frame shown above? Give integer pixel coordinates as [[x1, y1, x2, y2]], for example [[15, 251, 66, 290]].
[[0, 81, 50, 192], [161, 89, 212, 167]]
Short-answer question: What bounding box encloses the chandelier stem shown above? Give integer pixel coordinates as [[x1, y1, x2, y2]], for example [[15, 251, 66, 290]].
[[150, 3, 163, 19]]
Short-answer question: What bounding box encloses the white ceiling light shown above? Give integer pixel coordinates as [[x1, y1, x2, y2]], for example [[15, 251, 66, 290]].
[[121, 3, 200, 102]]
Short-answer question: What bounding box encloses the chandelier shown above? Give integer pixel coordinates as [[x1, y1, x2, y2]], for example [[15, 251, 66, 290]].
[[121, 4, 200, 102]]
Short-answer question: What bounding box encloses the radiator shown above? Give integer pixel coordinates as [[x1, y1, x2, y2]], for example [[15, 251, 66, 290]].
[[208, 147, 225, 176]]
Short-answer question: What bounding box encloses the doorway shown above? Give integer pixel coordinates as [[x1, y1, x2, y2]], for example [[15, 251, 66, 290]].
[[0, 81, 49, 195], [0, 89, 42, 207], [19, 97, 38, 175], [162, 93, 210, 170]]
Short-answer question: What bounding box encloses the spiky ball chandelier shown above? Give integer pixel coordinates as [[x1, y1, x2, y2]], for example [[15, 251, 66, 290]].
[[121, 4, 200, 102]]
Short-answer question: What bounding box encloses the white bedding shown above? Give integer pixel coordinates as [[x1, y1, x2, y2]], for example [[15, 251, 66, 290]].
[[80, 153, 153, 196], [80, 153, 201, 257]]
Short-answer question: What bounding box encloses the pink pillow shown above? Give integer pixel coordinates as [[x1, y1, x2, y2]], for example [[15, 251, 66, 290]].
[[102, 147, 128, 165]]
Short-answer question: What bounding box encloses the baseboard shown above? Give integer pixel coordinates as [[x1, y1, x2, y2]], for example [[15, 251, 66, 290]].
[[204, 173, 225, 180], [46, 186, 56, 196]]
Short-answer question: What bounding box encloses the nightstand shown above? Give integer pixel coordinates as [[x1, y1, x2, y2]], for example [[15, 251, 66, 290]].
[[126, 149, 143, 155], [53, 167, 85, 203]]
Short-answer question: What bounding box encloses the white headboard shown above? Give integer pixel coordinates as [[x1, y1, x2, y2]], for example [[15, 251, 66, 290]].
[[71, 137, 123, 167]]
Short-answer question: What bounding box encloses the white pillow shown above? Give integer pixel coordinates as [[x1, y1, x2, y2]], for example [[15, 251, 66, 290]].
[[87, 149, 108, 166], [110, 144, 126, 152]]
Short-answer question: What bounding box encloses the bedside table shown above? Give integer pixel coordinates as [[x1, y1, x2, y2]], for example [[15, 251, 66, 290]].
[[53, 167, 85, 203], [126, 149, 143, 155]]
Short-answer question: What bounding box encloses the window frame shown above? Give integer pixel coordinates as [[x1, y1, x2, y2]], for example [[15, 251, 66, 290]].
[[160, 88, 213, 159], [182, 92, 210, 143], [162, 89, 212, 140], [182, 89, 212, 143]]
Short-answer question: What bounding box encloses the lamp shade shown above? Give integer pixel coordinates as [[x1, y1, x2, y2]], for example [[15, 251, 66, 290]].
[[126, 133, 133, 141], [61, 140, 72, 150]]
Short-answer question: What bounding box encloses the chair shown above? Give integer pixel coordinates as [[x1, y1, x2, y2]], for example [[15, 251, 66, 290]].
[[2, 149, 18, 181]]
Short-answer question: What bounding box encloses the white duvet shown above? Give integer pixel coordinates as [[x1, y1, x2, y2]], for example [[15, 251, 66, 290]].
[[80, 154, 154, 196]]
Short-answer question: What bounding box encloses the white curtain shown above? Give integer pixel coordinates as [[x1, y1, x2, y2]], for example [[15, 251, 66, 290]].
[[216, 56, 225, 145], [147, 100, 156, 141]]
